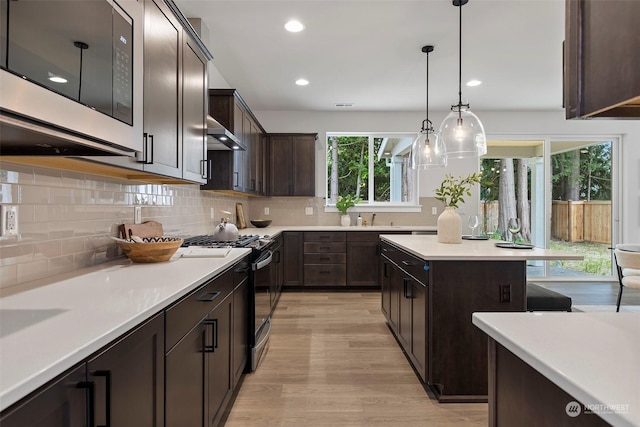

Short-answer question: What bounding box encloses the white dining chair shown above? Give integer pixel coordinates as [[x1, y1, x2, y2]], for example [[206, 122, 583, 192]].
[[613, 244, 640, 312]]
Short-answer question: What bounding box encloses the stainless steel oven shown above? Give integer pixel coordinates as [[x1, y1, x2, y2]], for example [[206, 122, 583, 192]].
[[251, 249, 273, 371], [182, 234, 274, 372]]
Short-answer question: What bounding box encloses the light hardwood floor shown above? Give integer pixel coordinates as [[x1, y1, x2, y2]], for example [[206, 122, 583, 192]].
[[224, 292, 487, 427]]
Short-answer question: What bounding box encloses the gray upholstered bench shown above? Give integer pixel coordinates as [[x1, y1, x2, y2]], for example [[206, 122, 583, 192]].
[[526, 283, 572, 312]]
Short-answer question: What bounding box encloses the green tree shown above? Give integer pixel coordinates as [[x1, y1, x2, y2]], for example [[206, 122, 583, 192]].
[[327, 136, 391, 202], [580, 142, 611, 200]]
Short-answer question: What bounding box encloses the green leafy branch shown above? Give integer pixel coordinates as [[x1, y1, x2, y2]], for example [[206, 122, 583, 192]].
[[434, 173, 482, 209]]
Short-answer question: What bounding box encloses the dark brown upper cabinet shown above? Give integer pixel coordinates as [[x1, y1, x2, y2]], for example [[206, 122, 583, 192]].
[[205, 89, 266, 195], [564, 0, 640, 119], [268, 133, 317, 197]]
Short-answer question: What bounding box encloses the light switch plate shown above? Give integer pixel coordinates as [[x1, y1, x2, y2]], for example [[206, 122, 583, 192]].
[[264, 207, 270, 215], [305, 207, 313, 215]]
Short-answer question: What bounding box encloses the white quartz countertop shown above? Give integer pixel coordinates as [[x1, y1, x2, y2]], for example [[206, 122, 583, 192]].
[[0, 248, 251, 412], [473, 312, 640, 427], [237, 225, 436, 238], [380, 234, 583, 261]]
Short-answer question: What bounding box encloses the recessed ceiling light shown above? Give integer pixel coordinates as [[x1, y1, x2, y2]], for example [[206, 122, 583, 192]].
[[335, 103, 354, 107], [285, 20, 304, 32], [295, 78, 309, 86], [466, 79, 482, 87]]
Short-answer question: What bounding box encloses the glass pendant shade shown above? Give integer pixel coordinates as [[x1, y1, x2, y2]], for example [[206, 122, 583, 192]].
[[411, 125, 447, 169], [438, 105, 487, 158]]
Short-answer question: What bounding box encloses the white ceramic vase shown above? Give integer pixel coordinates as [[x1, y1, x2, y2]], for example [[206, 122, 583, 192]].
[[437, 206, 462, 244], [340, 214, 351, 227]]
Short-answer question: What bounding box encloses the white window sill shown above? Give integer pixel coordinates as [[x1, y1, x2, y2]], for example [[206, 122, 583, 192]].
[[325, 204, 422, 214]]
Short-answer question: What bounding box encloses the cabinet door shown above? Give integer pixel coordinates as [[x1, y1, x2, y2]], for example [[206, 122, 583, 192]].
[[232, 278, 249, 387], [410, 281, 427, 382], [347, 240, 379, 286], [87, 313, 164, 427], [397, 276, 412, 351], [283, 232, 304, 285], [232, 103, 244, 191], [182, 36, 207, 183], [165, 323, 206, 427], [292, 135, 315, 196], [381, 257, 392, 322], [0, 364, 87, 427], [269, 135, 292, 196], [206, 296, 232, 426], [388, 258, 401, 333], [142, 0, 181, 177], [564, 0, 640, 118]]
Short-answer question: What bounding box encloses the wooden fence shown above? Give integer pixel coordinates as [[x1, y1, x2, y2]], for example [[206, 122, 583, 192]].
[[551, 200, 611, 243]]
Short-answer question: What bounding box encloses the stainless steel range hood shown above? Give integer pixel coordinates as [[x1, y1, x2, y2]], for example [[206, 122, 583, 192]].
[[207, 116, 245, 151]]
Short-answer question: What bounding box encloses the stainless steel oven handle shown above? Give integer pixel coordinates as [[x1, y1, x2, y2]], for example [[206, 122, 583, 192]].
[[255, 317, 272, 350], [252, 250, 273, 271]]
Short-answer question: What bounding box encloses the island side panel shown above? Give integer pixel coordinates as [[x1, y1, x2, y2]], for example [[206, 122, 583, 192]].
[[429, 260, 526, 402], [489, 338, 610, 427]]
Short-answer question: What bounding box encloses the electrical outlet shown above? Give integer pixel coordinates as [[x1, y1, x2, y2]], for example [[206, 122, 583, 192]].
[[1, 205, 18, 236], [264, 207, 270, 216], [134, 206, 142, 224], [305, 207, 313, 215], [432, 207, 438, 215], [210, 207, 215, 219]]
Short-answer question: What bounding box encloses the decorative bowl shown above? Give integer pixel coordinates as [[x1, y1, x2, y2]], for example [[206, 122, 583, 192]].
[[250, 219, 272, 228], [116, 236, 183, 263]]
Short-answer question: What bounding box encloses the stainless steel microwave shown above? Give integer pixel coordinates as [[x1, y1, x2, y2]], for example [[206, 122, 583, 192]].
[[0, 0, 143, 155]]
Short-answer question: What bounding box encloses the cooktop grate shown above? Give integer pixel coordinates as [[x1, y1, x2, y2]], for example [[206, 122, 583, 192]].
[[182, 234, 260, 248]]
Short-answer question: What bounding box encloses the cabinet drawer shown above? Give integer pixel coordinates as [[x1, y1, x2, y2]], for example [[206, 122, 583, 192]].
[[347, 231, 381, 242], [381, 242, 428, 285], [304, 253, 346, 264], [165, 268, 234, 351], [304, 241, 346, 253], [396, 252, 428, 284], [303, 231, 346, 242], [304, 264, 346, 286]]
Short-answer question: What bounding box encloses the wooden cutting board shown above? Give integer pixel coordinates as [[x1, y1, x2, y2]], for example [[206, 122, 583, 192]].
[[120, 221, 164, 239]]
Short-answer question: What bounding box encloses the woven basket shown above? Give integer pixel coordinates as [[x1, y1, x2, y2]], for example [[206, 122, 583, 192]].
[[117, 237, 183, 263]]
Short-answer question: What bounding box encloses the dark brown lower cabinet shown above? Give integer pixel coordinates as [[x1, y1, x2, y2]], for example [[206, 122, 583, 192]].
[[165, 259, 249, 427], [207, 296, 233, 427], [347, 233, 379, 286], [87, 313, 165, 427], [165, 323, 206, 427], [1, 314, 165, 427], [0, 364, 87, 427], [283, 231, 303, 286], [232, 278, 249, 387]]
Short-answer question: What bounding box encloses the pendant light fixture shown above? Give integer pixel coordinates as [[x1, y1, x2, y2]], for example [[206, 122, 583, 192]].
[[438, 0, 487, 158], [411, 45, 447, 169]]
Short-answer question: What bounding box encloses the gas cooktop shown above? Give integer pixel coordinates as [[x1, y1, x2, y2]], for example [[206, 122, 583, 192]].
[[182, 234, 260, 248]]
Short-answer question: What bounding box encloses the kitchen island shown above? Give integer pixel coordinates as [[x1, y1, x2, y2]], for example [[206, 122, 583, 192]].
[[473, 312, 638, 427], [379, 234, 582, 403]]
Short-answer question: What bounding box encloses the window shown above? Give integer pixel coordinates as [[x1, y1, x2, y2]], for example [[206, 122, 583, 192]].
[[326, 133, 417, 208]]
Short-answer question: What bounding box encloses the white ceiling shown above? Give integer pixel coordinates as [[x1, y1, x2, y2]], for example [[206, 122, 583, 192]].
[[175, 0, 566, 113]]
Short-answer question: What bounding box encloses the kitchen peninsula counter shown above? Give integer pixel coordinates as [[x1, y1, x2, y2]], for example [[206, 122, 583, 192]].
[[473, 312, 639, 427], [0, 248, 251, 412]]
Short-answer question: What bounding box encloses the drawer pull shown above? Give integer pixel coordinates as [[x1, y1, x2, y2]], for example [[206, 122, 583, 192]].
[[319, 271, 331, 274], [319, 257, 331, 261], [197, 291, 221, 302], [402, 260, 418, 266]]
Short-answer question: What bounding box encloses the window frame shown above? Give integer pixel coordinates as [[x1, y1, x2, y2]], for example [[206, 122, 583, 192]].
[[324, 132, 421, 213]]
